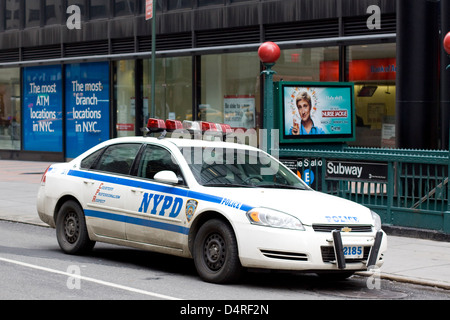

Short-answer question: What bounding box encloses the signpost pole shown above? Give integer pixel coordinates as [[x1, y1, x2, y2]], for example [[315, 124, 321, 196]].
[[151, 0, 156, 118], [444, 32, 450, 226], [258, 42, 280, 156], [145, 0, 156, 118]]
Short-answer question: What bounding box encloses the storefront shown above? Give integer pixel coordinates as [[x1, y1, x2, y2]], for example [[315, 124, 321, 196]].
[[0, 68, 20, 151], [0, 40, 397, 161], [4, 0, 442, 162]]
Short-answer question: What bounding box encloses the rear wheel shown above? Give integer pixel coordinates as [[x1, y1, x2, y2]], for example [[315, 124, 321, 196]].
[[56, 200, 95, 254], [193, 219, 242, 284]]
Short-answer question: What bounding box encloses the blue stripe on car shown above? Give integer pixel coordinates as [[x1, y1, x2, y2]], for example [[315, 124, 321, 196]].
[[68, 169, 252, 234], [84, 209, 190, 235]]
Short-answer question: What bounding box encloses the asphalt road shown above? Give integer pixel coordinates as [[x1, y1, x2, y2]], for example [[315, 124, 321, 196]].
[[1, 220, 449, 305]]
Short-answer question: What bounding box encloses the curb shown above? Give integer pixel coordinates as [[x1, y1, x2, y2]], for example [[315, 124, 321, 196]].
[[356, 271, 450, 291], [382, 225, 450, 242], [0, 217, 49, 228]]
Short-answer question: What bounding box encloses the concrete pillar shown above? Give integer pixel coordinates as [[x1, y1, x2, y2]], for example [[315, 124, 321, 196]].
[[396, 0, 440, 149]]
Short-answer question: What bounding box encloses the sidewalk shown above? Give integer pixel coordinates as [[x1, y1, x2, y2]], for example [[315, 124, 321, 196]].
[[0, 159, 449, 290]]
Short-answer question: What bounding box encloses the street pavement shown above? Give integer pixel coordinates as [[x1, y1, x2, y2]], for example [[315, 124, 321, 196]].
[[0, 159, 449, 291]]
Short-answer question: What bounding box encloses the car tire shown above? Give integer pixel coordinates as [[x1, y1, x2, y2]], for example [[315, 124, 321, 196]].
[[56, 200, 95, 255], [193, 219, 243, 284]]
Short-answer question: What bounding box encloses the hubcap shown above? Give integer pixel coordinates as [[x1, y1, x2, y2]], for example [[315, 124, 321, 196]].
[[203, 233, 226, 271], [64, 212, 79, 244]]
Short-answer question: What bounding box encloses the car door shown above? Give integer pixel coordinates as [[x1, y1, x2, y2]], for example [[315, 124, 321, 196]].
[[82, 143, 142, 239], [125, 143, 189, 250]]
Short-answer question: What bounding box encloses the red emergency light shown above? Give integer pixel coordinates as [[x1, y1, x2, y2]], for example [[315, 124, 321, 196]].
[[147, 118, 166, 132], [165, 119, 183, 130], [218, 123, 232, 133], [200, 121, 217, 131]]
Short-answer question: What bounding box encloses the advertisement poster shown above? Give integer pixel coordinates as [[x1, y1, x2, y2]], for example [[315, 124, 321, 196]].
[[223, 95, 255, 129], [278, 82, 354, 143], [65, 62, 110, 159], [22, 65, 63, 152]]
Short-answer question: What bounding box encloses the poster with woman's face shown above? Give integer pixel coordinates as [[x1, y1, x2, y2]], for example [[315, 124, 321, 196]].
[[283, 85, 353, 138]]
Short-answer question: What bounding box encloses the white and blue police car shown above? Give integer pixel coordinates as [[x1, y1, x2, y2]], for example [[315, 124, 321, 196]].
[[37, 119, 387, 284]]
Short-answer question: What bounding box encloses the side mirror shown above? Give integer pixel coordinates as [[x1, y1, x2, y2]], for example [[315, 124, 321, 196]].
[[154, 170, 179, 184]]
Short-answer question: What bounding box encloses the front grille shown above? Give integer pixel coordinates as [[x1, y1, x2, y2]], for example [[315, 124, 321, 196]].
[[321, 246, 370, 263], [312, 224, 373, 233], [260, 249, 308, 261]]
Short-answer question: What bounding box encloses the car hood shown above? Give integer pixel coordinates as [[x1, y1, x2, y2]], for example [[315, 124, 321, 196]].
[[204, 187, 374, 226]]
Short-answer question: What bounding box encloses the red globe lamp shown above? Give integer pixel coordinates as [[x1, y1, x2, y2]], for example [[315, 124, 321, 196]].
[[444, 32, 450, 55], [258, 41, 281, 64]]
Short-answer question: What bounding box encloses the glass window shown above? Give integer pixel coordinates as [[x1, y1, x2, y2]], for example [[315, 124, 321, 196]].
[[199, 52, 260, 129], [346, 43, 396, 148], [114, 60, 136, 137], [93, 143, 141, 175], [90, 0, 108, 19], [198, 0, 223, 6], [114, 0, 135, 16], [45, 0, 63, 25], [5, 0, 20, 30], [273, 47, 340, 83], [168, 0, 191, 10], [25, 0, 41, 28], [185, 147, 309, 189], [0, 68, 21, 150], [81, 148, 104, 169], [143, 56, 193, 123], [137, 144, 183, 182]]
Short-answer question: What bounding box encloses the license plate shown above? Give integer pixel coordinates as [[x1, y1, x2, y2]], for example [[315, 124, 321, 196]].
[[343, 246, 363, 259]]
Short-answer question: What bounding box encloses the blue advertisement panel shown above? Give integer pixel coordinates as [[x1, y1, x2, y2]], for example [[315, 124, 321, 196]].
[[278, 82, 355, 144], [23, 65, 63, 152], [65, 62, 110, 159]]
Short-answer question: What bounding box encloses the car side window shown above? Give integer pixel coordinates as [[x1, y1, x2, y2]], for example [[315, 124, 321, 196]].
[[80, 148, 104, 169], [137, 144, 184, 184], [92, 143, 141, 175]]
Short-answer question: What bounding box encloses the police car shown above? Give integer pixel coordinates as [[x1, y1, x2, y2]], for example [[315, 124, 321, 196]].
[[37, 119, 386, 284]]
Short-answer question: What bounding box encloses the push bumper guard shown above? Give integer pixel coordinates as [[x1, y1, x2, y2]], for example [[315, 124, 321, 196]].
[[332, 230, 383, 270]]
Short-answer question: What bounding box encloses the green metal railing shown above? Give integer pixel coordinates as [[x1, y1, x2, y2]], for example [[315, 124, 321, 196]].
[[278, 147, 450, 234]]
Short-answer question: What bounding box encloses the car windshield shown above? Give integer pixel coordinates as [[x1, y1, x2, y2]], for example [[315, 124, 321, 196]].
[[181, 147, 309, 190]]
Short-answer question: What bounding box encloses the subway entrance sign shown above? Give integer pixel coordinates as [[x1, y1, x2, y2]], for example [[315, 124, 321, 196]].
[[326, 160, 388, 183]]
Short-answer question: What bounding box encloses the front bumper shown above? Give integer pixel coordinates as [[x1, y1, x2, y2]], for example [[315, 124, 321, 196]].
[[235, 223, 387, 272]]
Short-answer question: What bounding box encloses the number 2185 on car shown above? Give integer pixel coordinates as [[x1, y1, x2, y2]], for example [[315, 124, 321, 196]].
[[343, 246, 363, 258]]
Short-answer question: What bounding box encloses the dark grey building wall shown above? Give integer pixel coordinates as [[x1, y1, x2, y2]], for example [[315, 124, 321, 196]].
[[0, 0, 397, 62]]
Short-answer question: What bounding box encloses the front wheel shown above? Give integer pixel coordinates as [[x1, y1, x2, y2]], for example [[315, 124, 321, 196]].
[[56, 200, 95, 254], [193, 219, 243, 284]]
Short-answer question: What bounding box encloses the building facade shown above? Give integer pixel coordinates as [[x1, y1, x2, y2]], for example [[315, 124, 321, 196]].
[[0, 0, 439, 161]]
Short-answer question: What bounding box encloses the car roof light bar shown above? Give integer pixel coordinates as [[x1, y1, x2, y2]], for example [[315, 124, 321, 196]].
[[144, 118, 235, 139]]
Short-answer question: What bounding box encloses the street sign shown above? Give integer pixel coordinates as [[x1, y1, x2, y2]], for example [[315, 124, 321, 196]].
[[146, 0, 153, 20]]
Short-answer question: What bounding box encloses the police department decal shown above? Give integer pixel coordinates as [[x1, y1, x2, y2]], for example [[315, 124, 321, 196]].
[[186, 199, 198, 222]]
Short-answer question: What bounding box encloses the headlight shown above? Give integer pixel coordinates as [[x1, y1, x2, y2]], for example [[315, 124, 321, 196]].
[[371, 210, 382, 231], [246, 207, 305, 231]]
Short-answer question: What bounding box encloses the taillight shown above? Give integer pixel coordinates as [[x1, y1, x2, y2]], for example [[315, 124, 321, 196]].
[[41, 166, 50, 184]]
